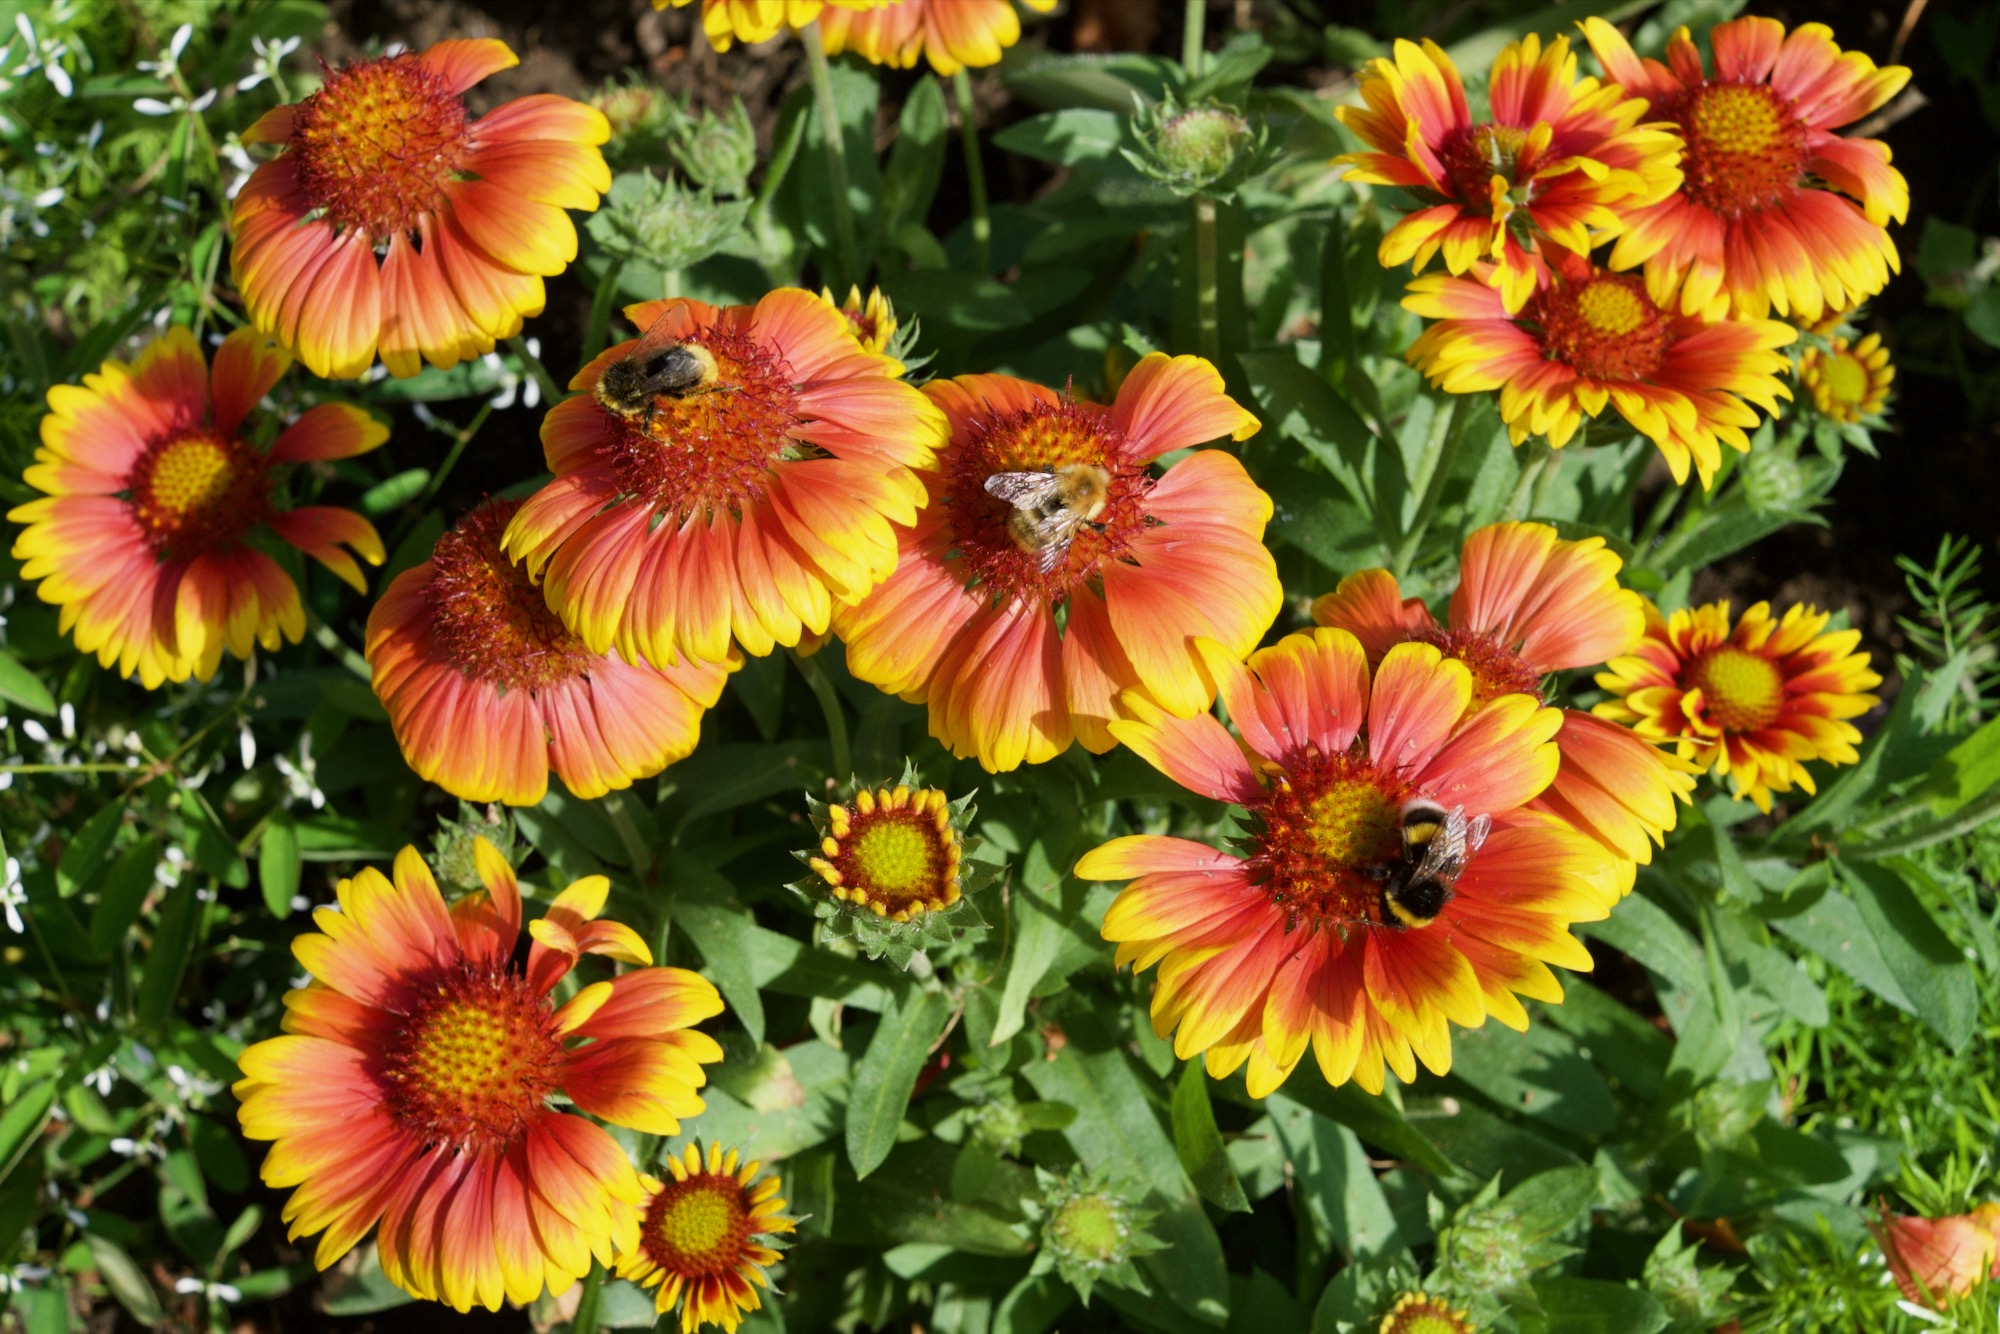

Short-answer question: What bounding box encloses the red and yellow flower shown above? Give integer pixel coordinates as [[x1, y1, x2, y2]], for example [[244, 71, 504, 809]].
[[1313, 522, 1692, 888], [367, 498, 736, 806], [658, 0, 882, 51], [1077, 629, 1625, 1097], [1404, 249, 1796, 486], [1595, 599, 1882, 812], [11, 327, 385, 688], [1582, 16, 1910, 321], [820, 0, 1057, 76], [833, 355, 1278, 773], [1335, 34, 1681, 312], [502, 290, 944, 667], [1873, 1202, 2000, 1310], [235, 842, 725, 1311], [615, 1142, 796, 1333], [232, 39, 610, 379], [1379, 1292, 1476, 1334], [1800, 332, 1893, 423], [818, 285, 898, 355]]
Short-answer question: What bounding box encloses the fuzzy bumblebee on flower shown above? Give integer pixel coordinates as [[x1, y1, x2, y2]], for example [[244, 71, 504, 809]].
[[791, 764, 994, 968]]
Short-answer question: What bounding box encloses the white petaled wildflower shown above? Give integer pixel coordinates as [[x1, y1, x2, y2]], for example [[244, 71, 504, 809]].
[[235, 34, 299, 92], [57, 702, 73, 739], [174, 1278, 242, 1304], [1, 857, 24, 933], [238, 723, 256, 770], [0, 1265, 51, 1294], [133, 87, 215, 118], [220, 135, 254, 199], [20, 720, 46, 744], [84, 1065, 114, 1096], [12, 13, 74, 98], [136, 23, 193, 79], [274, 734, 325, 810]]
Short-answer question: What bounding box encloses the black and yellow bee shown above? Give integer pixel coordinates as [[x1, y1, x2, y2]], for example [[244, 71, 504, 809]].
[[1372, 798, 1490, 930], [594, 311, 727, 432]]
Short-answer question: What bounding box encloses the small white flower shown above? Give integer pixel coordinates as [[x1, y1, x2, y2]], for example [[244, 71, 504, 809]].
[[0, 858, 25, 934], [21, 720, 47, 743], [174, 1277, 242, 1304], [238, 724, 256, 770], [57, 702, 73, 739]]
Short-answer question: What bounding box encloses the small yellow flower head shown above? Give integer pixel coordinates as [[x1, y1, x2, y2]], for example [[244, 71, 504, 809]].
[[1800, 332, 1894, 424], [819, 285, 900, 356], [1380, 1292, 1477, 1334]]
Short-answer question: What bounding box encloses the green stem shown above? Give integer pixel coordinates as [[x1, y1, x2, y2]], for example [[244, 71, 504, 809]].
[[953, 70, 990, 275], [1635, 480, 1683, 553], [801, 24, 859, 292], [600, 790, 655, 883], [1851, 787, 2000, 861], [507, 335, 563, 408], [1390, 395, 1469, 579], [792, 650, 852, 780], [0, 763, 145, 775], [584, 259, 625, 360], [1182, 0, 1206, 76], [399, 404, 492, 541], [1531, 443, 1565, 514], [21, 906, 76, 1008], [571, 1262, 605, 1334], [1193, 195, 1221, 364], [1503, 443, 1549, 520], [307, 611, 372, 682]]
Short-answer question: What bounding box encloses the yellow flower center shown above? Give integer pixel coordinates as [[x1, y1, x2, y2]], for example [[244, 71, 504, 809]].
[[1528, 273, 1671, 384], [810, 786, 962, 922], [1050, 1193, 1126, 1264], [601, 328, 806, 524], [1687, 645, 1785, 732], [128, 432, 270, 559], [291, 53, 471, 241], [941, 395, 1146, 602], [1819, 351, 1870, 407], [1428, 629, 1546, 709], [426, 499, 597, 693], [1380, 1292, 1476, 1334], [1255, 756, 1407, 929], [380, 966, 565, 1150], [1440, 121, 1534, 203], [1675, 82, 1808, 218], [642, 1173, 752, 1278]]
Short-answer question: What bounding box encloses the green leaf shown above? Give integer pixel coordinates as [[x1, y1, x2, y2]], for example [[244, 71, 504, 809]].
[[137, 876, 202, 1031], [841, 1140, 1034, 1255], [86, 838, 160, 955], [358, 468, 430, 515], [1772, 879, 1913, 1013], [992, 109, 1128, 166], [990, 841, 1069, 1048], [84, 1235, 163, 1326], [1447, 1021, 1617, 1138], [259, 815, 300, 918], [58, 801, 126, 898], [1838, 861, 1977, 1051], [882, 76, 949, 234], [845, 987, 951, 1179], [1581, 892, 1703, 992], [669, 880, 767, 1046], [993, 1274, 1075, 1334], [1265, 1094, 1404, 1264], [0, 1081, 58, 1180], [0, 649, 55, 716], [179, 791, 246, 888], [1238, 349, 1376, 508], [1913, 711, 2000, 815], [1171, 1060, 1251, 1213], [1521, 1278, 1668, 1334], [1259, 1076, 1457, 1179]]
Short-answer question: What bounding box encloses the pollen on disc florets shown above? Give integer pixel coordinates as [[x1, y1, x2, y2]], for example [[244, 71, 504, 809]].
[[1251, 749, 1409, 931], [640, 1165, 754, 1279], [1439, 122, 1533, 206], [1670, 81, 1809, 219], [943, 394, 1150, 602], [290, 52, 471, 242], [1421, 627, 1547, 709], [426, 499, 597, 694], [128, 431, 272, 560], [1685, 645, 1785, 733], [1379, 1292, 1477, 1334], [1528, 272, 1672, 383], [600, 328, 805, 523], [1801, 334, 1892, 423], [377, 963, 566, 1151], [810, 784, 962, 921]]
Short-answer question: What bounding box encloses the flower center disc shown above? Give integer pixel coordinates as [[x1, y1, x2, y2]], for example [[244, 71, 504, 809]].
[[846, 815, 943, 904], [1687, 644, 1785, 732], [1530, 274, 1671, 383], [129, 432, 270, 559], [1380, 1294, 1475, 1334], [290, 53, 470, 240], [604, 329, 804, 523], [942, 397, 1147, 602], [1255, 757, 1405, 927], [642, 1175, 752, 1278], [379, 966, 565, 1150], [1439, 122, 1531, 204], [1427, 628, 1546, 708], [1674, 82, 1808, 217], [426, 501, 596, 693], [1819, 351, 1871, 415]]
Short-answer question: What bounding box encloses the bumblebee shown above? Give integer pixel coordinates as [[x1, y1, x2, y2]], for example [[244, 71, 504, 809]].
[[983, 463, 1113, 574], [593, 311, 726, 431], [1372, 798, 1490, 930]]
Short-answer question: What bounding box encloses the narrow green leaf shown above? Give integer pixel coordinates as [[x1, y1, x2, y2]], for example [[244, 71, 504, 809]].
[[179, 791, 246, 888], [86, 838, 160, 954], [0, 1080, 58, 1180], [1171, 1060, 1251, 1213], [1521, 1277, 1667, 1334], [84, 1235, 163, 1326], [0, 649, 55, 716], [1262, 1075, 1457, 1179], [358, 468, 430, 515], [669, 887, 767, 1045], [1266, 1094, 1404, 1264], [1839, 861, 1977, 1051], [845, 987, 951, 1179], [1238, 348, 1375, 509], [991, 108, 1127, 165], [882, 75, 948, 232], [1914, 710, 2000, 815], [259, 815, 300, 918], [138, 876, 202, 1031], [58, 800, 126, 898]]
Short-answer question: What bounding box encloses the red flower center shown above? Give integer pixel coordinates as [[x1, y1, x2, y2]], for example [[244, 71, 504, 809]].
[[940, 396, 1150, 604], [1672, 82, 1808, 218], [128, 431, 270, 560], [1686, 645, 1784, 732], [601, 329, 805, 523], [426, 499, 597, 693], [1252, 749, 1408, 930], [1438, 122, 1532, 205], [1529, 273, 1671, 382], [290, 53, 471, 241], [641, 1173, 753, 1279], [377, 963, 566, 1151], [1422, 628, 1547, 709]]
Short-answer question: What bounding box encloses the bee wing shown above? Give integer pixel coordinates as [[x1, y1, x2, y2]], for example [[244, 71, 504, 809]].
[[984, 470, 1061, 511], [624, 307, 691, 362], [1465, 813, 1491, 853], [1408, 807, 1473, 882]]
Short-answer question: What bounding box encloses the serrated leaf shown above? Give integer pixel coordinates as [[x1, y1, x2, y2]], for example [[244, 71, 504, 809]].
[[846, 987, 951, 1179], [1171, 1060, 1250, 1212]]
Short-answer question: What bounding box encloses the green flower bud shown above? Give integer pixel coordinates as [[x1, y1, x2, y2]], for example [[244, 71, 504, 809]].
[[1025, 1168, 1164, 1305], [1125, 94, 1271, 200], [430, 802, 517, 894], [585, 172, 751, 273], [667, 98, 757, 198]]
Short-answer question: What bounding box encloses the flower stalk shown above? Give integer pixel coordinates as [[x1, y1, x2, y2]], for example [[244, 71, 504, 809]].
[[802, 23, 860, 291], [953, 70, 991, 274]]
